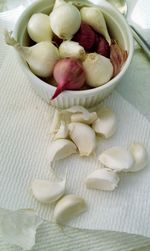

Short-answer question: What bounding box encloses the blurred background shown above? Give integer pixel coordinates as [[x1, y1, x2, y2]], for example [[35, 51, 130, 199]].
[[0, 0, 35, 12]]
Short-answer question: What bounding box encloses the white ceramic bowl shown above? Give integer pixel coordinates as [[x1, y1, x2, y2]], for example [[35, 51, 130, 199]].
[[14, 0, 134, 108]]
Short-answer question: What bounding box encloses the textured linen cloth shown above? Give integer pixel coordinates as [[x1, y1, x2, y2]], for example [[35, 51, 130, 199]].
[[0, 0, 150, 250], [0, 46, 150, 251]]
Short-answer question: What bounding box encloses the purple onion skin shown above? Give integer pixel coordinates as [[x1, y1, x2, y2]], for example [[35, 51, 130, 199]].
[[51, 58, 86, 100]]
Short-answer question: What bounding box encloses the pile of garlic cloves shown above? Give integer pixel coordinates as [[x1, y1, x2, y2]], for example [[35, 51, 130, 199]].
[[31, 105, 148, 224], [86, 143, 147, 192]]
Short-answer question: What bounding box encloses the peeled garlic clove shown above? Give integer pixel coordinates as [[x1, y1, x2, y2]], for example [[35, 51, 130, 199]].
[[83, 53, 113, 87], [59, 106, 93, 127], [59, 41, 86, 60], [47, 139, 77, 163], [31, 179, 65, 203], [128, 143, 148, 172], [53, 194, 87, 224], [68, 122, 96, 156], [60, 111, 71, 124], [71, 112, 97, 125], [65, 106, 90, 119], [50, 109, 61, 134], [85, 168, 120, 191], [64, 105, 97, 124], [80, 7, 111, 44], [54, 121, 68, 140], [98, 147, 134, 171], [92, 107, 117, 138]]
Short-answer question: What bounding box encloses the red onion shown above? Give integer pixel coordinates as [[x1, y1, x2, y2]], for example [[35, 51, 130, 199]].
[[95, 34, 110, 58], [94, 33, 100, 48], [51, 58, 86, 100], [73, 22, 96, 51]]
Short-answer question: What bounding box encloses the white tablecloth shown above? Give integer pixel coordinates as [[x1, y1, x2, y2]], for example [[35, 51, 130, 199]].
[[0, 0, 150, 250]]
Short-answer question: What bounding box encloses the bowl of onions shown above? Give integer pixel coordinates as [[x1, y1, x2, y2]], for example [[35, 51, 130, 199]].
[[6, 0, 134, 108]]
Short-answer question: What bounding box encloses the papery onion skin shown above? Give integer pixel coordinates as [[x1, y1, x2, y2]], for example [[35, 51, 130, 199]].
[[110, 41, 128, 77], [51, 58, 86, 100]]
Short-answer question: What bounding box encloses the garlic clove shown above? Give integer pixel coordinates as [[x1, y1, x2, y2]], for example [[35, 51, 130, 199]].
[[59, 41, 86, 60], [128, 143, 148, 172], [71, 112, 97, 125], [80, 7, 111, 44], [50, 2, 81, 40], [60, 110, 71, 124], [31, 179, 65, 203], [83, 53, 113, 87], [85, 168, 120, 191], [68, 122, 96, 156], [47, 139, 77, 163], [54, 121, 68, 140], [50, 109, 62, 134], [65, 106, 90, 119], [53, 194, 87, 224], [64, 106, 97, 124], [92, 107, 117, 138], [98, 147, 134, 171]]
